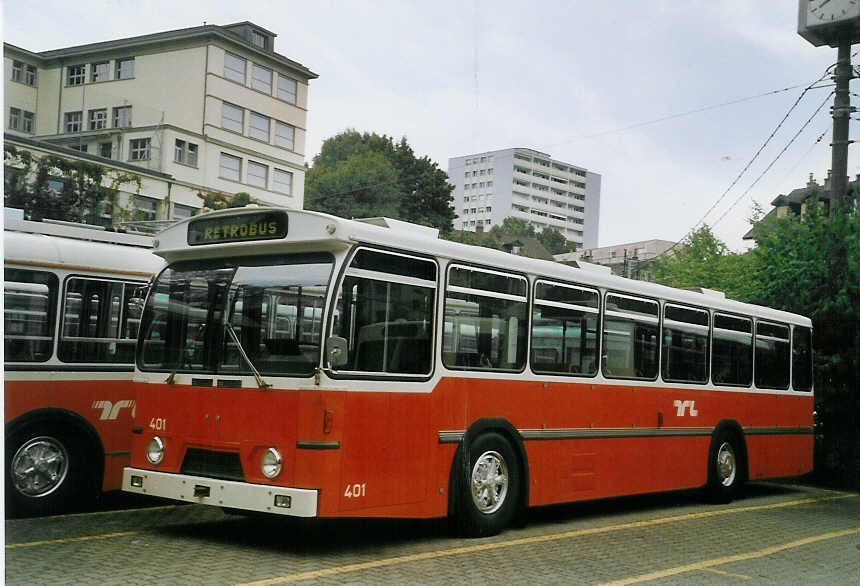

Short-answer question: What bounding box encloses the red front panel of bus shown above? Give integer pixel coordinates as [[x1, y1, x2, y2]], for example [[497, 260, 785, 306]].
[[129, 376, 812, 518], [5, 377, 138, 492]]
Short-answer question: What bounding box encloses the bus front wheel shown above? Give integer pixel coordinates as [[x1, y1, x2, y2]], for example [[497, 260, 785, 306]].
[[457, 432, 521, 537], [707, 430, 744, 504], [5, 424, 93, 517]]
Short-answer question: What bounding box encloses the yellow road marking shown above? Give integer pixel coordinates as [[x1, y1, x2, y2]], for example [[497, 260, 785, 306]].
[[599, 527, 860, 586], [236, 494, 855, 586], [5, 531, 140, 549]]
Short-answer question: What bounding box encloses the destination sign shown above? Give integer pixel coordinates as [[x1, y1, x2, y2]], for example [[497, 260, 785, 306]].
[[187, 211, 288, 246]]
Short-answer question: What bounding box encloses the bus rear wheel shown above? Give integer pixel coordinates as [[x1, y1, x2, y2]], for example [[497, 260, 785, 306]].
[[5, 424, 93, 517], [707, 430, 744, 504], [457, 432, 521, 537]]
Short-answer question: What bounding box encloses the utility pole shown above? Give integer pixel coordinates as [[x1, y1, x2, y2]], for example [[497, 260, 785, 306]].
[[830, 40, 854, 210]]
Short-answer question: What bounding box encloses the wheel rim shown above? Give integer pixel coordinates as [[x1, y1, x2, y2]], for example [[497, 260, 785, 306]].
[[716, 441, 737, 487], [470, 450, 509, 514], [11, 436, 70, 497]]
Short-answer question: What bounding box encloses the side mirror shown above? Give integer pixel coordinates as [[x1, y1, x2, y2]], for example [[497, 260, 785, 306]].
[[326, 336, 348, 369]]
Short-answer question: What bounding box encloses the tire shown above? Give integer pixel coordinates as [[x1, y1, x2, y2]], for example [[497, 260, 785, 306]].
[[707, 430, 744, 504], [5, 423, 95, 517], [456, 432, 521, 537]]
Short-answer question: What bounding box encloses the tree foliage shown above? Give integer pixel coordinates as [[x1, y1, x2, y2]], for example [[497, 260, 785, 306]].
[[4, 144, 141, 226], [304, 130, 455, 232], [199, 190, 257, 211]]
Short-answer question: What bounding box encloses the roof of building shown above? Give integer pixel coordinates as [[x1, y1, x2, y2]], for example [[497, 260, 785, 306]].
[[3, 21, 317, 80]]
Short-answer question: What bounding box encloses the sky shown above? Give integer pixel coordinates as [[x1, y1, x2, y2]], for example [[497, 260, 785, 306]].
[[3, 1, 856, 251]]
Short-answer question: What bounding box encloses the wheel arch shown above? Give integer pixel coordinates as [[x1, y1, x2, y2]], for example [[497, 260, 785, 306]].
[[447, 417, 530, 519]]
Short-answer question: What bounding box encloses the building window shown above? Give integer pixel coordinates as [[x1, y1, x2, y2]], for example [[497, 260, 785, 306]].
[[249, 111, 270, 141], [11, 60, 37, 86], [219, 152, 241, 181], [115, 58, 135, 79], [274, 121, 294, 150], [64, 111, 83, 133], [129, 138, 151, 161], [278, 74, 297, 103], [224, 52, 246, 83], [247, 161, 268, 188], [173, 204, 195, 220], [69, 144, 88, 153], [131, 195, 157, 221], [91, 62, 109, 82], [174, 139, 198, 166], [251, 30, 268, 49], [113, 106, 132, 128], [99, 142, 112, 158], [9, 107, 21, 130], [273, 168, 293, 194], [221, 102, 244, 133], [67, 64, 86, 86], [22, 111, 34, 133], [251, 64, 272, 94], [89, 109, 107, 130]]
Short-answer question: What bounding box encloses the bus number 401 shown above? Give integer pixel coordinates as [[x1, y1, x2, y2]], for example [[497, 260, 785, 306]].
[[344, 483, 366, 498], [149, 417, 167, 431]]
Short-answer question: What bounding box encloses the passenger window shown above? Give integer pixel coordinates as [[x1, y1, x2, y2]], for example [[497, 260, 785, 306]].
[[712, 313, 753, 386], [443, 265, 527, 371], [59, 278, 146, 363], [661, 304, 709, 384], [4, 268, 58, 362], [755, 321, 790, 389], [332, 249, 436, 376], [602, 293, 659, 379], [531, 281, 598, 376], [792, 326, 812, 392]]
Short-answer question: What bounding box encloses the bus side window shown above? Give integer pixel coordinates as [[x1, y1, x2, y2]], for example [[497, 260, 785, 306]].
[[59, 278, 138, 363], [792, 326, 812, 392], [3, 268, 59, 362], [442, 265, 528, 372], [602, 293, 659, 380], [331, 249, 437, 376], [662, 304, 709, 384], [712, 313, 753, 386], [531, 280, 599, 376], [755, 321, 790, 390]]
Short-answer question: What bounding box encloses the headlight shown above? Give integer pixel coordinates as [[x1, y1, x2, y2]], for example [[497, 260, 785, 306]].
[[261, 447, 282, 479], [146, 436, 165, 465]]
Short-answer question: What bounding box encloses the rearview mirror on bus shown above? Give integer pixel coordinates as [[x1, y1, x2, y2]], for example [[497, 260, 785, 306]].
[[326, 336, 348, 368]]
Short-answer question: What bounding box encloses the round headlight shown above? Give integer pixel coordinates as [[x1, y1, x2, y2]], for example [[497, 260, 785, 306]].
[[146, 436, 165, 465], [261, 447, 282, 479]]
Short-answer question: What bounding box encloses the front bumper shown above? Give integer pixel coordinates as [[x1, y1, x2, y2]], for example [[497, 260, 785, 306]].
[[122, 467, 318, 517]]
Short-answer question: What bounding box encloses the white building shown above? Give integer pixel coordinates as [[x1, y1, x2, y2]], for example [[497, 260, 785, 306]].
[[555, 238, 675, 281], [4, 21, 317, 223], [448, 148, 601, 249]]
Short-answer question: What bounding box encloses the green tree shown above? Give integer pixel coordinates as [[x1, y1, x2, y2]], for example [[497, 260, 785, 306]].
[[199, 190, 256, 211], [4, 144, 140, 227], [651, 225, 752, 299], [500, 217, 537, 239], [537, 226, 573, 255], [305, 130, 455, 231]]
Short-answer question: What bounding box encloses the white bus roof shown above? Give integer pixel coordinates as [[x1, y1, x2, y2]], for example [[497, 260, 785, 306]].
[[152, 207, 811, 327], [5, 227, 163, 278]]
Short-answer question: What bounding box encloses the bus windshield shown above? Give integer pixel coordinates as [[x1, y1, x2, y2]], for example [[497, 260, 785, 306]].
[[138, 253, 333, 376]]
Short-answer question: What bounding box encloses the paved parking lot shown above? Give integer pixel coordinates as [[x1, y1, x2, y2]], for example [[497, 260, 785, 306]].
[[5, 482, 859, 585]]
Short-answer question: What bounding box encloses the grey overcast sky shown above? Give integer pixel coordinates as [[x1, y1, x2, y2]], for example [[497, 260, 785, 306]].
[[3, 1, 856, 250]]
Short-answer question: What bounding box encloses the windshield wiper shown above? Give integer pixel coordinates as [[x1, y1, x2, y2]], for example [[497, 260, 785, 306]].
[[225, 322, 272, 390]]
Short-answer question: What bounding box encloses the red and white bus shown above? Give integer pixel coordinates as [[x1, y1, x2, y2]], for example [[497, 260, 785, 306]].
[[123, 207, 813, 536], [4, 218, 163, 516]]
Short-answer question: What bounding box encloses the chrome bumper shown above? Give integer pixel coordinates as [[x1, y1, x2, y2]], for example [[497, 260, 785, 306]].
[[122, 467, 318, 517]]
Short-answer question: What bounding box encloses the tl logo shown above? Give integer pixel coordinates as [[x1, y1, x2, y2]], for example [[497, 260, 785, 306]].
[[92, 400, 136, 421], [673, 399, 698, 417]]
